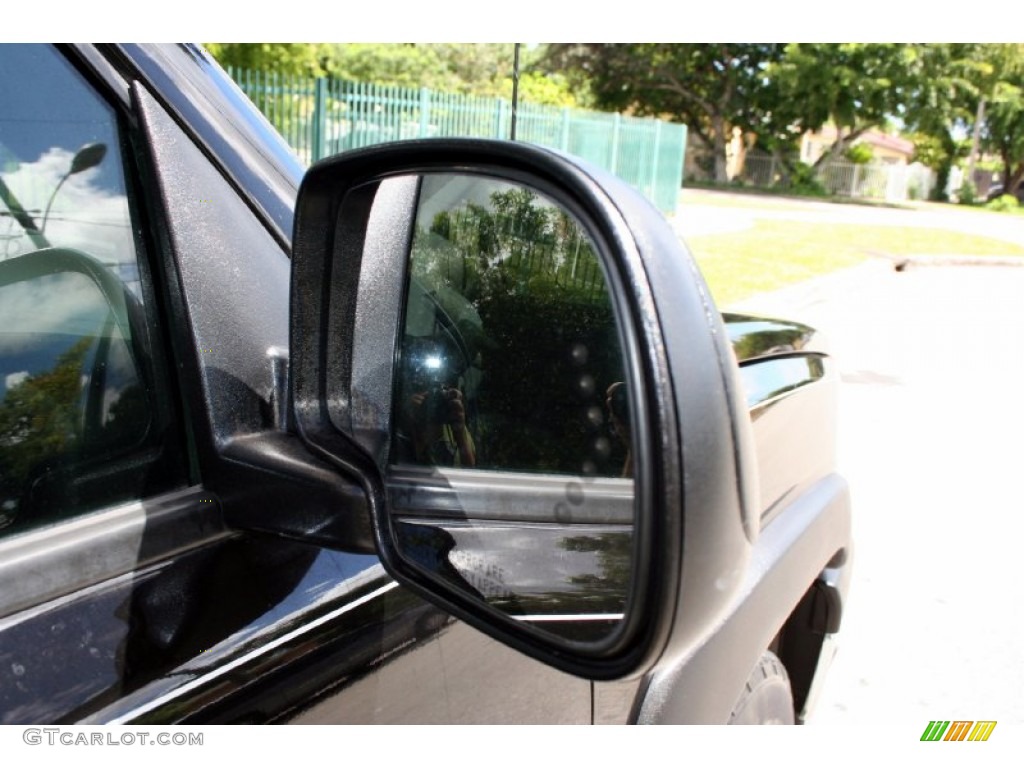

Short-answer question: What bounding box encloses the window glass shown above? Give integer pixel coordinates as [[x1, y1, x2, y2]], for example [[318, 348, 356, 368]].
[[0, 45, 179, 533], [392, 174, 631, 478]]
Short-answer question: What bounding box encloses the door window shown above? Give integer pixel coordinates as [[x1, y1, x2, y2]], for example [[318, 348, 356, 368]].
[[0, 45, 181, 533]]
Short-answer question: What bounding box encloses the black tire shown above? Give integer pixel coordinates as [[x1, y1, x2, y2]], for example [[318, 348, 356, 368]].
[[727, 650, 795, 724]]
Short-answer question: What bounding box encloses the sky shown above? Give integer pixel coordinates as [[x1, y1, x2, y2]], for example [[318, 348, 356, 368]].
[[3, 4, 1020, 43]]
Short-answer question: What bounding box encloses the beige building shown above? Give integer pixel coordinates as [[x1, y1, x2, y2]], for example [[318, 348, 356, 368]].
[[800, 126, 915, 165]]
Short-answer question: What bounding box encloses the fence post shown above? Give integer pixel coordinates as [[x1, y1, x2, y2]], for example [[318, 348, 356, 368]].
[[679, 124, 688, 187], [496, 98, 507, 139], [650, 119, 662, 201], [419, 87, 431, 139], [610, 113, 621, 174], [560, 108, 571, 152], [851, 164, 860, 197], [312, 77, 328, 161]]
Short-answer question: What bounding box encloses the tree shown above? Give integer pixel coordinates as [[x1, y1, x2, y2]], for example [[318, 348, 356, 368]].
[[205, 43, 580, 108], [546, 44, 785, 182], [203, 43, 333, 77], [900, 44, 988, 199], [546, 44, 934, 187], [409, 183, 624, 476], [766, 44, 918, 168], [326, 43, 580, 107], [898, 44, 1024, 201], [979, 44, 1024, 196], [0, 337, 91, 527], [323, 43, 450, 90]]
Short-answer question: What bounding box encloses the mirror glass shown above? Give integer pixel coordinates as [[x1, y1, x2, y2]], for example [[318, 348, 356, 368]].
[[386, 174, 635, 645]]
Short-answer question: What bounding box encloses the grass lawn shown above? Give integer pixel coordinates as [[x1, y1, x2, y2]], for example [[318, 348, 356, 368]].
[[685, 220, 1024, 307]]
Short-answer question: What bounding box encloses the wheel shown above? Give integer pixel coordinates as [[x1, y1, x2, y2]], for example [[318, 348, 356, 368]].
[[727, 650, 795, 724]]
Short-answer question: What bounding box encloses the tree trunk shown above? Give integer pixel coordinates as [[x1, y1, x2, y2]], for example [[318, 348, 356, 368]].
[[812, 125, 872, 171], [966, 97, 986, 183], [1006, 162, 1024, 198], [931, 131, 959, 202], [712, 116, 728, 183]]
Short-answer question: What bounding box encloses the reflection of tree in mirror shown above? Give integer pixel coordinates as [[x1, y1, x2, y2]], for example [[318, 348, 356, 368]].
[[414, 187, 607, 303], [0, 333, 151, 530], [481, 531, 631, 618], [0, 337, 91, 525], [409, 182, 628, 476], [560, 531, 632, 609], [728, 317, 816, 363]]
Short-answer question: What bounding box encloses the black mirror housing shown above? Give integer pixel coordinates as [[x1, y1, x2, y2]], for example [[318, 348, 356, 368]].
[[289, 139, 746, 680]]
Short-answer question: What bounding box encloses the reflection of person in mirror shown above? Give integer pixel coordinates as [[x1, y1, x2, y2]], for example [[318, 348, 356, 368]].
[[395, 335, 477, 467], [606, 382, 632, 478], [402, 385, 477, 467]]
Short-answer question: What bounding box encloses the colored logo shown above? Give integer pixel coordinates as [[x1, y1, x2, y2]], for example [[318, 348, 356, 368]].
[[921, 721, 997, 741]]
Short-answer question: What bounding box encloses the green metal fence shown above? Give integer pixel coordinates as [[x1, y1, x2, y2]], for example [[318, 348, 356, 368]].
[[228, 67, 687, 213]]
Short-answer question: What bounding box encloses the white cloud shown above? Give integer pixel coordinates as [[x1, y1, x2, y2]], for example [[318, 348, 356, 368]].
[[1, 147, 133, 266]]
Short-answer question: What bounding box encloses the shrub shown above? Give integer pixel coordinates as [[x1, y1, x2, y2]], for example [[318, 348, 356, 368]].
[[788, 163, 828, 197], [986, 194, 1020, 213], [844, 144, 874, 165], [958, 180, 977, 205]]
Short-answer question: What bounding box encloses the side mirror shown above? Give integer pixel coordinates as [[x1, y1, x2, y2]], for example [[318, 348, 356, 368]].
[[289, 140, 750, 679]]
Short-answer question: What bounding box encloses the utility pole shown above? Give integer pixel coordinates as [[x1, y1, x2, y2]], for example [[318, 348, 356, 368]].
[[510, 43, 521, 141]]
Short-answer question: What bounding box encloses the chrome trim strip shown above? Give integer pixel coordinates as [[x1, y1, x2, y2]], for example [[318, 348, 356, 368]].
[[514, 613, 625, 622], [740, 353, 827, 412]]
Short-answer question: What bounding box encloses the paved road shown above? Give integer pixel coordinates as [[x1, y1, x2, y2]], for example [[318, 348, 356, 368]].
[[710, 195, 1024, 729]]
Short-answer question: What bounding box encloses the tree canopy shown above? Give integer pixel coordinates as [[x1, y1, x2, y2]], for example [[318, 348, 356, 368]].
[[546, 42, 1024, 197], [546, 44, 785, 181], [205, 43, 580, 107], [206, 43, 1024, 200], [977, 44, 1024, 194], [204, 43, 333, 77]]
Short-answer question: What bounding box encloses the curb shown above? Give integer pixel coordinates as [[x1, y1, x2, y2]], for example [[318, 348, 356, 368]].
[[885, 254, 1024, 268]]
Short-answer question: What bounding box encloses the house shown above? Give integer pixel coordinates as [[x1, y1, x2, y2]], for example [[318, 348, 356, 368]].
[[800, 126, 915, 166]]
